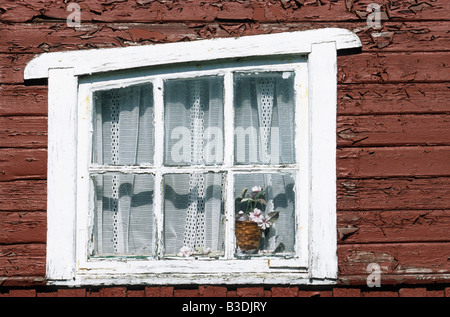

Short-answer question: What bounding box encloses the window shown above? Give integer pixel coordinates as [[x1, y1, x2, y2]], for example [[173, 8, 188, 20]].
[[25, 28, 361, 285]]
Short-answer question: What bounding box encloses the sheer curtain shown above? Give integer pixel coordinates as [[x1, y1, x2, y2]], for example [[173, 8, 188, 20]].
[[92, 83, 155, 256], [164, 76, 224, 166], [234, 72, 296, 254], [163, 76, 225, 256], [234, 173, 296, 254], [90, 73, 296, 257], [234, 71, 296, 165], [163, 173, 225, 256]]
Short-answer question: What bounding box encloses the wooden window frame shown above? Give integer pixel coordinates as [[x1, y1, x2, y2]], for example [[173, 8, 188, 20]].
[[25, 28, 361, 286]]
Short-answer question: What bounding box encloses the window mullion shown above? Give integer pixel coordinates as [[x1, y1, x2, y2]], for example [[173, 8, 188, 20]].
[[223, 71, 235, 259], [153, 77, 165, 259]]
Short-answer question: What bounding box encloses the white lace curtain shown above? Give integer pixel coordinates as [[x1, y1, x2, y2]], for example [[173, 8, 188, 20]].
[[164, 77, 225, 255], [233, 72, 296, 253], [234, 72, 296, 165], [164, 76, 224, 166], [91, 72, 296, 256], [92, 84, 155, 255]]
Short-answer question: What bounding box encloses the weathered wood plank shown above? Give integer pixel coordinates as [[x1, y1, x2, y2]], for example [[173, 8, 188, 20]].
[[1, 21, 449, 53], [357, 21, 450, 51], [0, 0, 447, 23], [339, 273, 450, 286], [0, 148, 47, 181], [258, 21, 450, 52], [338, 83, 450, 115], [380, 0, 450, 21], [338, 242, 450, 278], [0, 85, 47, 117], [337, 114, 450, 147], [338, 177, 450, 211], [0, 212, 46, 244], [0, 53, 34, 84], [337, 209, 450, 244], [0, 180, 47, 211], [0, 244, 45, 277], [338, 52, 450, 83], [0, 116, 47, 148], [337, 146, 450, 178]]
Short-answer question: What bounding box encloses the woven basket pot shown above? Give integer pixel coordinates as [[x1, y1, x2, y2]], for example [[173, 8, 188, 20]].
[[235, 221, 262, 251]]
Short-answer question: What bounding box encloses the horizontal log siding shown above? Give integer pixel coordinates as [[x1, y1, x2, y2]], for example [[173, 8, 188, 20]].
[[0, 0, 449, 293]]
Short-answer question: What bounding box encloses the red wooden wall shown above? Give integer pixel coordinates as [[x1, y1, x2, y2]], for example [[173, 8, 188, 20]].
[[0, 0, 449, 297]]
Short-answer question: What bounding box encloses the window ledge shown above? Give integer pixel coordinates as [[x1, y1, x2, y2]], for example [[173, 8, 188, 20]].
[[49, 273, 337, 287]]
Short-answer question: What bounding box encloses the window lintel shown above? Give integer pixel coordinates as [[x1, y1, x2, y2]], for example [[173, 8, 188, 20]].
[[24, 28, 361, 81]]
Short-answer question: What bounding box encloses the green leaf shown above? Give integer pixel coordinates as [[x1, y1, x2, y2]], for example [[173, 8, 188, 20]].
[[254, 190, 265, 200], [241, 188, 248, 199]]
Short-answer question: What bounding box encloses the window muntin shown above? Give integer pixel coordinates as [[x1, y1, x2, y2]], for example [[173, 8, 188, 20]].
[[84, 61, 304, 266]]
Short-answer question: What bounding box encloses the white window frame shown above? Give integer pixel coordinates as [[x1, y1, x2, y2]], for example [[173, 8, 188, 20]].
[[25, 28, 361, 286]]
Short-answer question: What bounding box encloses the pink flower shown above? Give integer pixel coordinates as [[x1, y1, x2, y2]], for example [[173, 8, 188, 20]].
[[251, 186, 262, 193], [258, 216, 271, 230], [177, 246, 192, 257], [249, 208, 263, 222]]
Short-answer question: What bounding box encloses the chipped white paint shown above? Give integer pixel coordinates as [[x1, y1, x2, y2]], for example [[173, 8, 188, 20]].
[[28, 29, 361, 286], [308, 42, 339, 280], [24, 28, 361, 80], [46, 68, 78, 281]]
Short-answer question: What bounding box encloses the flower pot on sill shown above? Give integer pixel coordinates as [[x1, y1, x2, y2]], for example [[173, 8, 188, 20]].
[[235, 220, 262, 251]]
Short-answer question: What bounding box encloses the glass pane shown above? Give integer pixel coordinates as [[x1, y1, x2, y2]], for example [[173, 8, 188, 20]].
[[93, 83, 154, 165], [164, 76, 224, 166], [234, 72, 296, 165], [234, 172, 296, 256], [163, 173, 225, 258], [92, 173, 155, 256]]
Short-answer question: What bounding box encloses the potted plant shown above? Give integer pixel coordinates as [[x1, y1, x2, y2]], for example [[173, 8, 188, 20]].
[[235, 186, 279, 253]]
